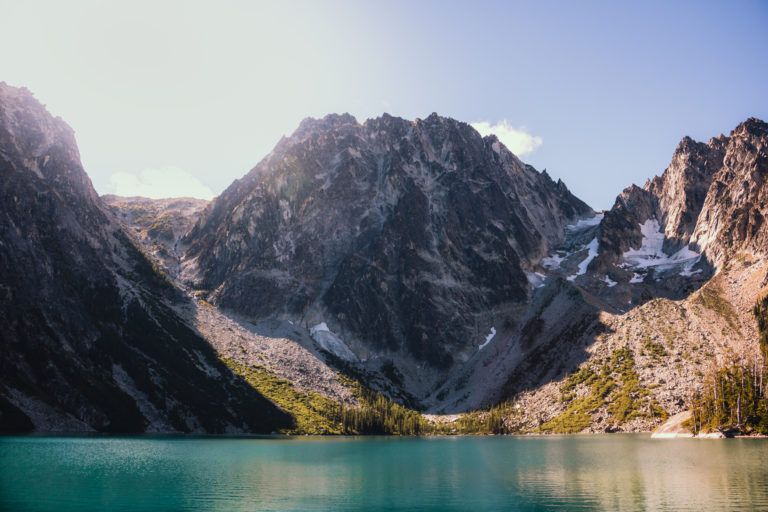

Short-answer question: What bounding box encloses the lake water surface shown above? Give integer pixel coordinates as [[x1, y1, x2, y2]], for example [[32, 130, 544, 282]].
[[1, 434, 766, 511]]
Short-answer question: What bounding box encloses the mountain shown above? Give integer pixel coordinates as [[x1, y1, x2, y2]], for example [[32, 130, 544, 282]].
[[3, 79, 765, 434], [0, 82, 290, 433], [501, 117, 768, 431], [180, 112, 593, 401], [177, 113, 767, 423]]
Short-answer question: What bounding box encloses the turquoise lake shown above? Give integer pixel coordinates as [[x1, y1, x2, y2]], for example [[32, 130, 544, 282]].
[[1, 435, 766, 511]]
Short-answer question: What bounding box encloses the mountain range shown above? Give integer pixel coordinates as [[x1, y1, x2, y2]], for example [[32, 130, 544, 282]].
[[1, 81, 766, 434]]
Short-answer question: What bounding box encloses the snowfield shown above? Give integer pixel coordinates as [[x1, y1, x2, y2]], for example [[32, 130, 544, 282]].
[[567, 237, 599, 281], [310, 323, 358, 362], [478, 327, 496, 351], [621, 219, 702, 276]]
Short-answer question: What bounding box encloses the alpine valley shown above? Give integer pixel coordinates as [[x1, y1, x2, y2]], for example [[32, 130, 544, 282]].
[[1, 82, 766, 435]]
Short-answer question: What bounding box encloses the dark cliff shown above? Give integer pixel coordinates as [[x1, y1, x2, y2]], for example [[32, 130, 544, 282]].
[[0, 82, 290, 433]]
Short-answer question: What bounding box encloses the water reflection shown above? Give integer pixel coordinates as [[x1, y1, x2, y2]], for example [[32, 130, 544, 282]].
[[509, 436, 768, 511], [0, 435, 766, 511]]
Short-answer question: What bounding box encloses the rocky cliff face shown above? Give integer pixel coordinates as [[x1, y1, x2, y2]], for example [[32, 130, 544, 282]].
[[690, 119, 768, 266], [543, 119, 766, 312], [608, 119, 765, 266], [0, 82, 290, 433], [183, 113, 592, 372]]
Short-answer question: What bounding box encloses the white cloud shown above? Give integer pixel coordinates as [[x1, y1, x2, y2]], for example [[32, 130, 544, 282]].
[[108, 166, 215, 200], [470, 120, 543, 156]]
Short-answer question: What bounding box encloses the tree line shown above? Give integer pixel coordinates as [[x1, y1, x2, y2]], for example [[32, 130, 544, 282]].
[[688, 295, 768, 434]]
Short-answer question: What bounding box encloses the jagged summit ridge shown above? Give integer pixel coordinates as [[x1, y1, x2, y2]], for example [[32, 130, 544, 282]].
[[183, 112, 593, 371]]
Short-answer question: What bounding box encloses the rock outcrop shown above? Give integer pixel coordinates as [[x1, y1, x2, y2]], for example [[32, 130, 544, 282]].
[[690, 119, 768, 267]]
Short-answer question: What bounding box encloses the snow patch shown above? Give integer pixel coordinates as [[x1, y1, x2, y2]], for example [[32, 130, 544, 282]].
[[310, 323, 358, 362], [602, 275, 617, 287], [679, 265, 703, 277], [541, 252, 566, 269], [630, 273, 644, 284], [525, 271, 546, 288], [567, 237, 599, 281], [479, 327, 496, 351], [622, 219, 666, 267], [622, 219, 702, 275]]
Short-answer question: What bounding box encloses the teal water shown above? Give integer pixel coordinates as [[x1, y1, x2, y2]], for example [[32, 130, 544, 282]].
[[0, 435, 766, 511]]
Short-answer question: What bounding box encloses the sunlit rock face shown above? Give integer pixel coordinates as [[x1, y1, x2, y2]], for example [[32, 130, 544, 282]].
[[582, 118, 768, 304], [183, 113, 592, 369], [689, 119, 768, 267], [0, 82, 290, 433]]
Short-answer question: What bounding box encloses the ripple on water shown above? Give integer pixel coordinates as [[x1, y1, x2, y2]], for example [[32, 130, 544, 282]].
[[1, 435, 766, 511]]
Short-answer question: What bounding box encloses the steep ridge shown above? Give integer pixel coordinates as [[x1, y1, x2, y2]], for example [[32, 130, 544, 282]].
[[690, 119, 768, 266], [0, 83, 290, 433], [182, 113, 592, 383]]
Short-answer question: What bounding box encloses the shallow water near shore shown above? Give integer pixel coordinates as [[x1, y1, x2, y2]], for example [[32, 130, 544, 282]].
[[1, 434, 766, 511]]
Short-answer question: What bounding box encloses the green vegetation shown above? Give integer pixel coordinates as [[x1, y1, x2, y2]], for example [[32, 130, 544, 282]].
[[223, 358, 518, 435], [147, 214, 174, 239], [451, 402, 517, 434], [695, 279, 740, 333], [540, 346, 666, 433], [338, 376, 432, 435], [223, 355, 539, 436], [224, 359, 345, 434], [753, 294, 768, 357], [688, 361, 768, 434], [688, 295, 768, 434], [538, 409, 592, 434], [643, 340, 668, 362]]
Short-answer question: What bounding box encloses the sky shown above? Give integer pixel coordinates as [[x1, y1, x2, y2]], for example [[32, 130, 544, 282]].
[[1, 1, 766, 210]]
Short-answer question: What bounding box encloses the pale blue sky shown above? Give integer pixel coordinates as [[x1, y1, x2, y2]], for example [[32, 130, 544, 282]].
[[1, 0, 766, 209]]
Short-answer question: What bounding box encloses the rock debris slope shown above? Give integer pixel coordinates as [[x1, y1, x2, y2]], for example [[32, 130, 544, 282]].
[[0, 82, 290, 433]]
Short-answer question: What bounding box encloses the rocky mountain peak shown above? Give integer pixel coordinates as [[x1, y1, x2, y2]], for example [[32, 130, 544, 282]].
[[732, 117, 768, 138], [588, 117, 765, 301], [690, 117, 768, 266], [644, 131, 725, 250], [0, 82, 96, 202], [295, 112, 359, 135], [183, 112, 592, 371]]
